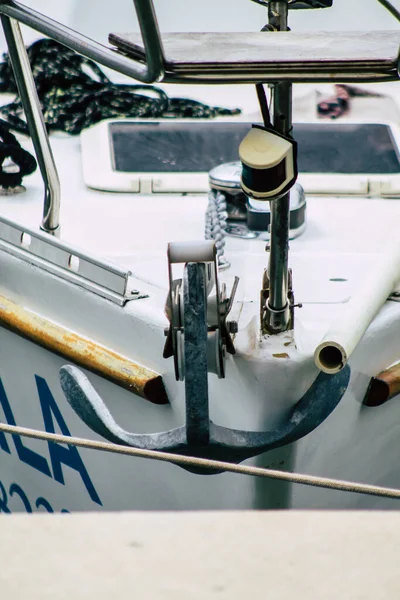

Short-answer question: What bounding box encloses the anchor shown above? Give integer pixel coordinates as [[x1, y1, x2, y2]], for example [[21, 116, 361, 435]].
[[59, 363, 350, 474], [59, 239, 350, 474]]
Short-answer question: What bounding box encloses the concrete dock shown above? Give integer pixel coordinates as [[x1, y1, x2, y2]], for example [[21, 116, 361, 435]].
[[1, 510, 399, 598]]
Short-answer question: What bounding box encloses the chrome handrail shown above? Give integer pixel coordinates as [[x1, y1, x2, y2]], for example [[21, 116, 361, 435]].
[[0, 0, 166, 83], [0, 0, 166, 236], [1, 15, 61, 236]]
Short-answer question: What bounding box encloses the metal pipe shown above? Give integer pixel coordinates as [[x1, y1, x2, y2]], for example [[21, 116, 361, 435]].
[[1, 15, 61, 235], [0, 0, 165, 83], [265, 1, 292, 333], [377, 0, 400, 23], [268, 0, 289, 30], [131, 0, 166, 82], [314, 236, 400, 375], [0, 0, 166, 235]]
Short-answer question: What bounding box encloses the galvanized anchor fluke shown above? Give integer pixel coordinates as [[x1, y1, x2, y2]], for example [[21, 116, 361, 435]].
[[59, 363, 350, 474]]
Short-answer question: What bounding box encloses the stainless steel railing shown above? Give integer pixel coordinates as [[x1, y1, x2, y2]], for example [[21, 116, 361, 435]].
[[0, 0, 166, 235]]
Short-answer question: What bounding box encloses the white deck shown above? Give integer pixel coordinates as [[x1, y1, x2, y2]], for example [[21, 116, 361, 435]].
[[5, 82, 400, 360]]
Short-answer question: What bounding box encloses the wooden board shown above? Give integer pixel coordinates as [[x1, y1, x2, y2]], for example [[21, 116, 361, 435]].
[[109, 31, 400, 78]]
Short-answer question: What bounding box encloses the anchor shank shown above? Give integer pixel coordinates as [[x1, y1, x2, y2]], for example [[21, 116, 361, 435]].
[[184, 262, 210, 446]]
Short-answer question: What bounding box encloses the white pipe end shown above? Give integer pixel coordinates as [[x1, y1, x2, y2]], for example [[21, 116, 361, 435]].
[[314, 341, 347, 375]]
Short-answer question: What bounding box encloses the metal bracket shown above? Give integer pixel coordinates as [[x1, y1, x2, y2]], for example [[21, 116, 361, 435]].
[[163, 241, 238, 380], [0, 215, 138, 305], [261, 268, 300, 335], [0, 0, 165, 84]]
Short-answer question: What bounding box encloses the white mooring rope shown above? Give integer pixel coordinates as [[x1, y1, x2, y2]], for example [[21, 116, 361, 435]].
[[1, 421, 400, 500]]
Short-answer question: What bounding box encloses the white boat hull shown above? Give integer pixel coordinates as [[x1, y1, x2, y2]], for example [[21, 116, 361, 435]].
[[0, 242, 400, 512], [1, 1, 400, 511]]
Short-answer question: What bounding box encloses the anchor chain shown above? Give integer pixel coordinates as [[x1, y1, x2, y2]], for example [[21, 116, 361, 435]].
[[205, 189, 229, 268]]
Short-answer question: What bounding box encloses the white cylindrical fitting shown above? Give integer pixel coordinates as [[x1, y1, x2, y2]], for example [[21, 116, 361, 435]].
[[315, 238, 400, 374]]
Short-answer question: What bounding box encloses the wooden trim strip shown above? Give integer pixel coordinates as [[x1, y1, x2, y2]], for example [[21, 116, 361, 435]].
[[363, 362, 400, 407], [0, 294, 168, 405]]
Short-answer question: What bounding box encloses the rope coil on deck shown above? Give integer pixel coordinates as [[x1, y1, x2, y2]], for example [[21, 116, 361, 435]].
[[0, 38, 241, 135], [0, 421, 400, 501]]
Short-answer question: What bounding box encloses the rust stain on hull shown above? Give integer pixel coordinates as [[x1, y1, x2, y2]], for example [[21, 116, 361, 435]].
[[0, 296, 168, 405]]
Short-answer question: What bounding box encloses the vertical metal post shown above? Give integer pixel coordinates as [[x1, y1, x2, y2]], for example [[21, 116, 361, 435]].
[[264, 1, 291, 333], [1, 16, 61, 236]]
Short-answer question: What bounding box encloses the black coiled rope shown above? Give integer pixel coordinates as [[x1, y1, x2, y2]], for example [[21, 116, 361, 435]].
[[0, 38, 241, 136], [0, 37, 240, 188], [0, 119, 36, 188]]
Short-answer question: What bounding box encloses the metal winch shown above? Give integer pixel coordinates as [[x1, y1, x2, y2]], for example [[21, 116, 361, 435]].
[[207, 161, 306, 241]]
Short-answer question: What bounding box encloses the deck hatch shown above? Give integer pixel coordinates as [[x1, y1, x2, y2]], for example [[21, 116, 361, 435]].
[[82, 119, 400, 196]]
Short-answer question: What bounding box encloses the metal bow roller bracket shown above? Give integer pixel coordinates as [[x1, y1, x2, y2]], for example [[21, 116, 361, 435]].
[[59, 240, 350, 473], [163, 240, 239, 382]]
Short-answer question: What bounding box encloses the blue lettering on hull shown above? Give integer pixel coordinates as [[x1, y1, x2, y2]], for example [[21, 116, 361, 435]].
[[0, 479, 70, 513], [0, 375, 102, 512]]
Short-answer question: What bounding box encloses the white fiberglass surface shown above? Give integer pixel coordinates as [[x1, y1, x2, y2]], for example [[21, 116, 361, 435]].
[[2, 83, 400, 298]]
